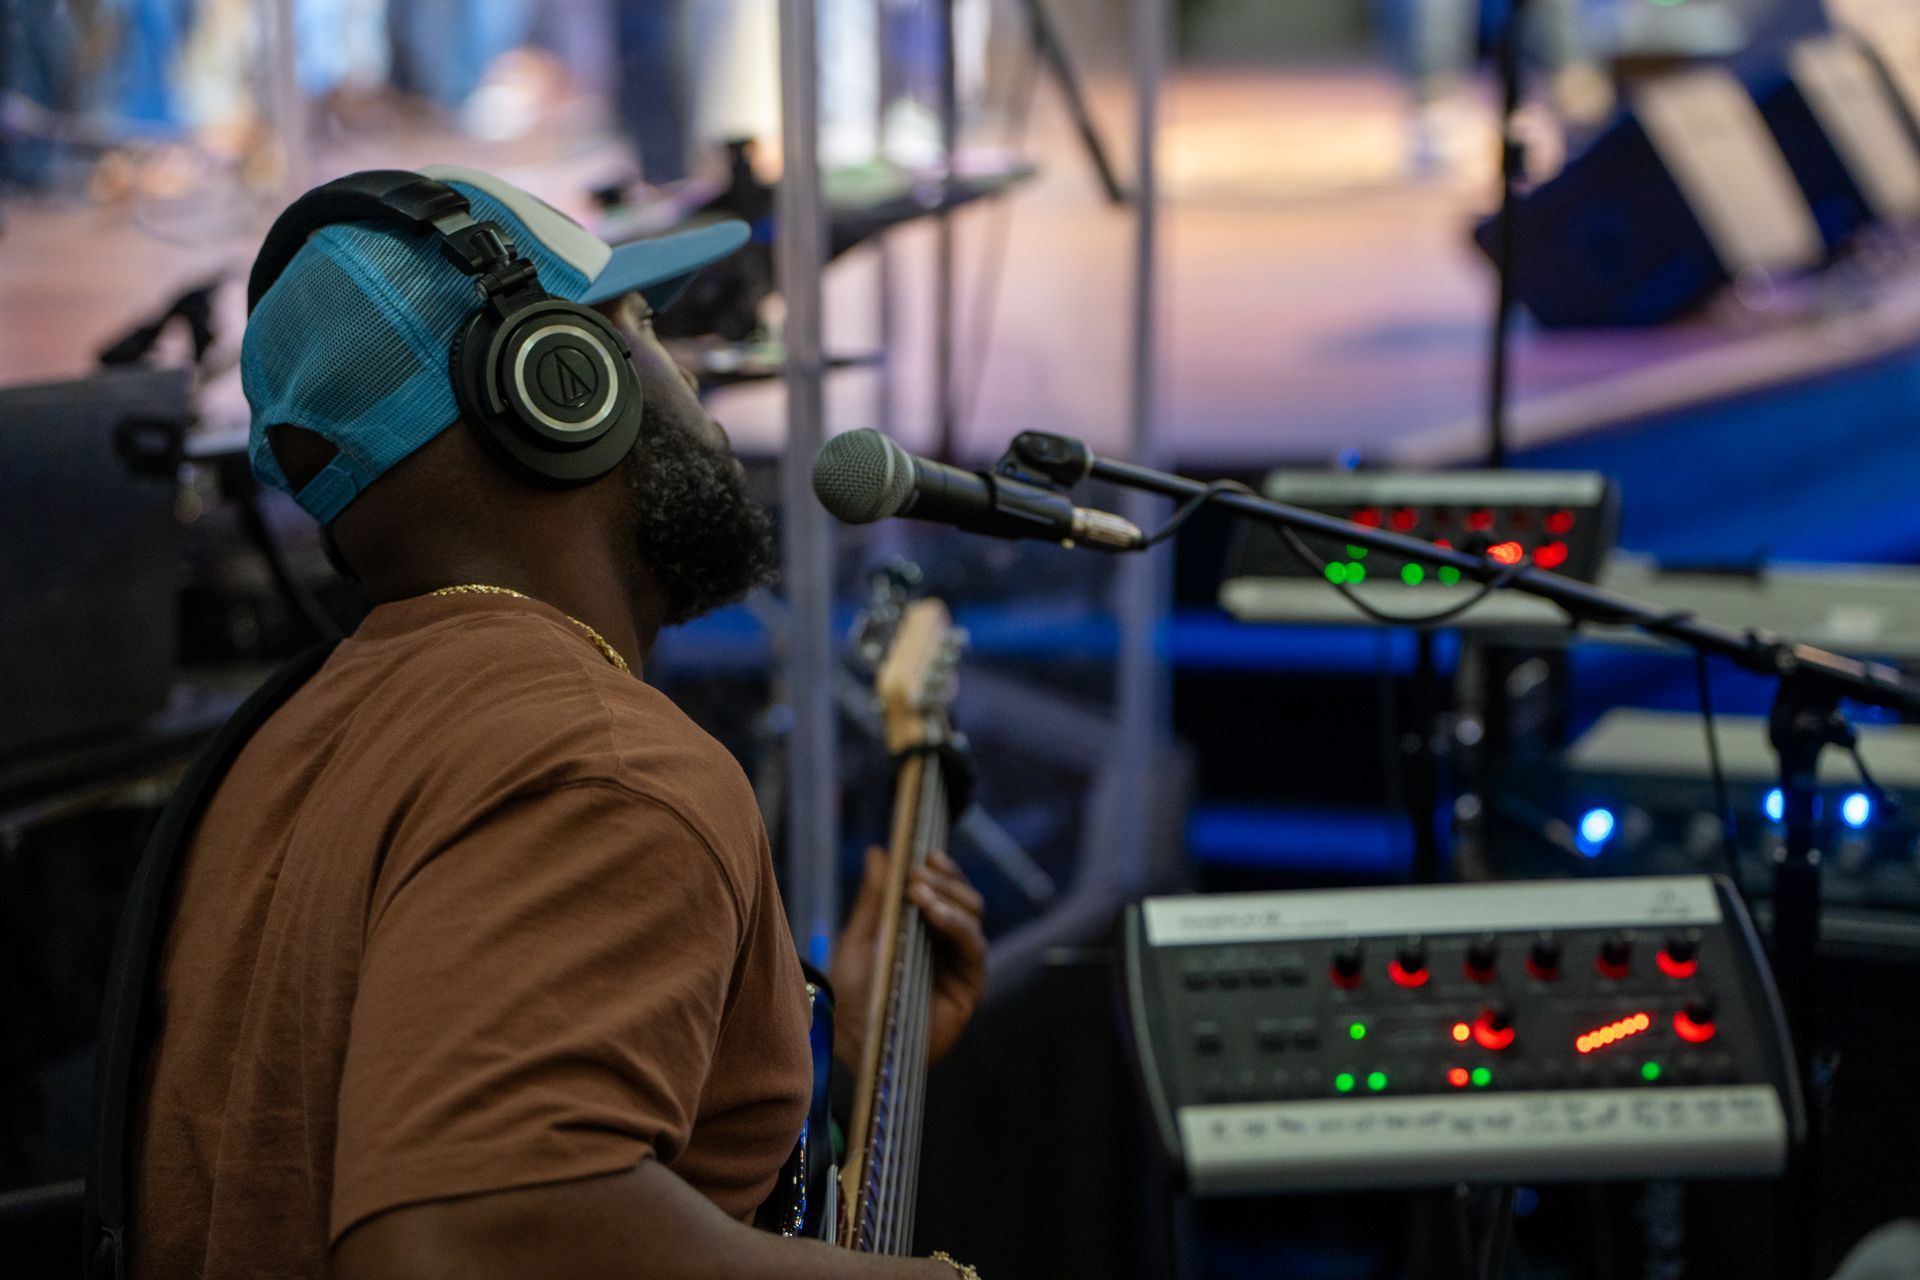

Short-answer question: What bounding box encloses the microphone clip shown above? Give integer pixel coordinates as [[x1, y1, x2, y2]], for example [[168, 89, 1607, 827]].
[[995, 431, 1094, 490]]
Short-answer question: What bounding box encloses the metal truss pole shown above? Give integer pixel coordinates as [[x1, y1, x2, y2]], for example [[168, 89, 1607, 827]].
[[1111, 0, 1168, 895], [776, 0, 840, 965]]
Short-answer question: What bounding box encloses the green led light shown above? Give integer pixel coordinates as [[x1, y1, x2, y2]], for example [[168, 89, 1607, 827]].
[[1346, 544, 1368, 560], [1347, 563, 1367, 584], [1402, 563, 1425, 586], [1471, 1066, 1493, 1087], [1325, 563, 1348, 585], [1349, 1021, 1367, 1041], [1642, 1061, 1663, 1082], [1367, 1070, 1389, 1092], [1438, 566, 1462, 585], [1334, 1072, 1356, 1093]]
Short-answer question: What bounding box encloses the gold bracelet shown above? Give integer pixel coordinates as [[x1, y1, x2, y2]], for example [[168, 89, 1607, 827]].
[[930, 1252, 981, 1279]]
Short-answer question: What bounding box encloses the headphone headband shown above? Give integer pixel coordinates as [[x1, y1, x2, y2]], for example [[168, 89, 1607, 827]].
[[248, 171, 488, 313]]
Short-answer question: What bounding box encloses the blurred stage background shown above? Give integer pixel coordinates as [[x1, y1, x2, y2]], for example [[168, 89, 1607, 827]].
[[7, 0, 1920, 1276]]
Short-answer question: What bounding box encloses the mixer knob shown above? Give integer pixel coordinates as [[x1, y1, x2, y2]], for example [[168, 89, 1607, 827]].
[[1465, 936, 1499, 982], [1472, 1005, 1517, 1051], [1527, 934, 1562, 981], [1389, 938, 1430, 988], [1598, 931, 1633, 979], [1330, 939, 1365, 988], [1658, 932, 1701, 979], [1674, 999, 1718, 1044]]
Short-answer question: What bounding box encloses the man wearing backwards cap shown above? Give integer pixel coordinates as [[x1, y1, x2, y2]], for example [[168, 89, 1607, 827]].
[[132, 166, 986, 1280]]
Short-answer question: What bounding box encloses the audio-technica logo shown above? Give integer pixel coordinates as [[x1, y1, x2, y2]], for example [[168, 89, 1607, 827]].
[[536, 345, 599, 410]]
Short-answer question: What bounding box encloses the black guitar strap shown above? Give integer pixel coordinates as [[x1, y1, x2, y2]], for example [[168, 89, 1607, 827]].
[[83, 642, 339, 1280]]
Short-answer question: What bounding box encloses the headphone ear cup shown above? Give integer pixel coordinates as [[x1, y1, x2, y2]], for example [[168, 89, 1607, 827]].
[[451, 303, 643, 487]]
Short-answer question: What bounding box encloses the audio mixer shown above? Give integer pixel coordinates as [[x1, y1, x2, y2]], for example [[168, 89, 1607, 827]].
[[1122, 876, 1800, 1195]]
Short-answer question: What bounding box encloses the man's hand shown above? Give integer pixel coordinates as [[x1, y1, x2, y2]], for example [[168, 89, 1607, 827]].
[[829, 847, 987, 1068]]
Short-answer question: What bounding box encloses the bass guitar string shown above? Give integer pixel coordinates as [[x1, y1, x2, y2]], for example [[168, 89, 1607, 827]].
[[865, 760, 946, 1255]]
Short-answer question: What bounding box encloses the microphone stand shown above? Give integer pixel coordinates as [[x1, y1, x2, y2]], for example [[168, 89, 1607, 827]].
[[1010, 438, 1920, 1280], [1486, 0, 1530, 470]]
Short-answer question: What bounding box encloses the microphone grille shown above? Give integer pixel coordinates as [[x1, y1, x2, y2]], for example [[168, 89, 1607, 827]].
[[811, 429, 916, 524]]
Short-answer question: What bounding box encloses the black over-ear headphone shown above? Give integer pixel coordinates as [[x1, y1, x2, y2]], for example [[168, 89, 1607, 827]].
[[247, 169, 643, 487]]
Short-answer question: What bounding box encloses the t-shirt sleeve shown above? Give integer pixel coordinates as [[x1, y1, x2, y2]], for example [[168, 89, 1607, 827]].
[[330, 779, 747, 1242]]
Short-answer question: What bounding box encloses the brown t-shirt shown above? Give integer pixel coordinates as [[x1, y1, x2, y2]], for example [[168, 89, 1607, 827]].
[[131, 592, 812, 1278]]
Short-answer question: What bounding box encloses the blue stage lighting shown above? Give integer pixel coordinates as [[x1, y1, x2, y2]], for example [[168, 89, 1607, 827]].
[[1764, 788, 1784, 824], [1577, 808, 1616, 855], [1841, 792, 1872, 830]]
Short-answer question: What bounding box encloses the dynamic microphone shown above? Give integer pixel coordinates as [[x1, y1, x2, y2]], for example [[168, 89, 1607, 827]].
[[811, 429, 1144, 550]]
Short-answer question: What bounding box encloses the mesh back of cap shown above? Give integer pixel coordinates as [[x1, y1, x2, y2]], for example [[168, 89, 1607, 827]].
[[240, 178, 593, 522]]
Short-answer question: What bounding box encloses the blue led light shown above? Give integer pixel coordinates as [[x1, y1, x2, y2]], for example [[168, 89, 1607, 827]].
[[1764, 788, 1785, 824], [1577, 807, 1616, 855], [1841, 792, 1872, 830]]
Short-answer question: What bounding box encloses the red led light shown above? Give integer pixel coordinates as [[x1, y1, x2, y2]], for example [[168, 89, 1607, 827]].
[[1388, 957, 1430, 988], [1656, 949, 1699, 980], [1545, 510, 1575, 535], [1575, 1011, 1652, 1055], [1451, 1022, 1472, 1043], [1535, 541, 1569, 570], [1673, 1009, 1717, 1044], [1433, 538, 1452, 550], [1354, 507, 1382, 528], [1488, 541, 1524, 566], [1448, 1067, 1471, 1088], [1466, 509, 1495, 532], [1390, 508, 1419, 532]]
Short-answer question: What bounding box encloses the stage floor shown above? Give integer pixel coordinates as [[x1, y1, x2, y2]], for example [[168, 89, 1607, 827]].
[[6, 64, 1920, 476]]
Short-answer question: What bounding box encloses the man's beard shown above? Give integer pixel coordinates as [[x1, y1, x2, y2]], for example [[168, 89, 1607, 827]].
[[627, 408, 779, 627]]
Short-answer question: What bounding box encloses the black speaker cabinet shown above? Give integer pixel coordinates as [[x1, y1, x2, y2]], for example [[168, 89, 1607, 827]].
[[1754, 35, 1920, 249], [1480, 68, 1823, 328], [0, 369, 186, 758]]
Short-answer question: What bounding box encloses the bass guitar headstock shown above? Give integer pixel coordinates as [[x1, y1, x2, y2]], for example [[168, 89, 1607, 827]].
[[875, 597, 965, 756]]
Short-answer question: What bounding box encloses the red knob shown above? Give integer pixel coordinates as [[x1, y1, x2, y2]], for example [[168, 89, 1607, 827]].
[[1472, 1007, 1516, 1051], [1526, 936, 1562, 981], [1657, 935, 1700, 980], [1598, 932, 1632, 980], [1331, 941, 1364, 989], [1389, 940, 1430, 989], [1465, 937, 1498, 983], [1674, 1000, 1717, 1044]]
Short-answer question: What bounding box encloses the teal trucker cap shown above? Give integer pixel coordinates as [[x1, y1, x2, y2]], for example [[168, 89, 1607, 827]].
[[241, 164, 748, 523]]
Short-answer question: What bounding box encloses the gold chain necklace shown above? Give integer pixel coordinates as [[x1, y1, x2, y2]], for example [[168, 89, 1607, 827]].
[[426, 584, 631, 675]]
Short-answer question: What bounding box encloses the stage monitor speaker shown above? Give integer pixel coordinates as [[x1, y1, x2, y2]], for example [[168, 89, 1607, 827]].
[[1483, 68, 1824, 328], [0, 369, 186, 758], [1754, 35, 1920, 248]]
